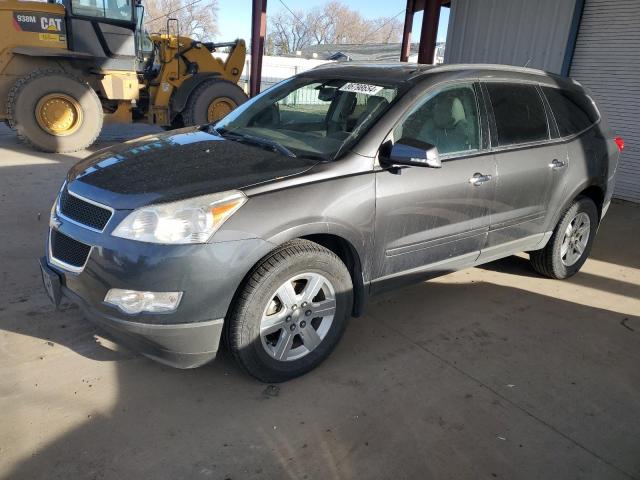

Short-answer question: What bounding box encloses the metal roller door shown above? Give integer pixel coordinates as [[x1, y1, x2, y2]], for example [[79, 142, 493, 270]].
[[569, 0, 640, 203]]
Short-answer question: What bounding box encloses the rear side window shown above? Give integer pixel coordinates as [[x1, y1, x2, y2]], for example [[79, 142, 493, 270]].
[[542, 87, 599, 137], [486, 83, 549, 146]]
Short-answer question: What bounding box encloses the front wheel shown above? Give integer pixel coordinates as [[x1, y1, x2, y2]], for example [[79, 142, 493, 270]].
[[7, 69, 103, 152], [227, 240, 353, 382], [530, 196, 598, 279]]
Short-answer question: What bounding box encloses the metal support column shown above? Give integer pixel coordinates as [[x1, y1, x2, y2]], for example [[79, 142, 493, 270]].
[[400, 0, 415, 62], [417, 0, 441, 64], [250, 0, 267, 97]]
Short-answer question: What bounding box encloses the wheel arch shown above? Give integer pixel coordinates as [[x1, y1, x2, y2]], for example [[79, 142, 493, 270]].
[[577, 185, 605, 220], [563, 182, 605, 223], [230, 225, 368, 319], [548, 181, 603, 233], [298, 233, 367, 318]]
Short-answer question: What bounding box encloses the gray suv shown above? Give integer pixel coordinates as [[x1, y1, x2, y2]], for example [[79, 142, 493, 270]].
[[40, 63, 622, 382]]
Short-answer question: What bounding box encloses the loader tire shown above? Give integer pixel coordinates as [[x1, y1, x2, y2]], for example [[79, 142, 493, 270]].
[[7, 69, 103, 153], [181, 79, 247, 126]]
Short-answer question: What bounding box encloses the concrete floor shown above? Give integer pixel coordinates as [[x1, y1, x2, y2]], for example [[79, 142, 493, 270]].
[[1, 124, 639, 480]]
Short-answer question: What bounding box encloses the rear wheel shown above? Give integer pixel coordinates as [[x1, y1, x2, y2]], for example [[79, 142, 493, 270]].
[[227, 240, 353, 382], [530, 196, 598, 279], [181, 79, 247, 126], [7, 69, 103, 153]]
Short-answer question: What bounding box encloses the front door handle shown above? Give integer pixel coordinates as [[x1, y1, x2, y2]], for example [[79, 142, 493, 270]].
[[469, 172, 492, 186], [549, 158, 567, 170]]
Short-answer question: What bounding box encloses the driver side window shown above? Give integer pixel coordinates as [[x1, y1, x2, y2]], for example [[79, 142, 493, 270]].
[[394, 83, 480, 156]]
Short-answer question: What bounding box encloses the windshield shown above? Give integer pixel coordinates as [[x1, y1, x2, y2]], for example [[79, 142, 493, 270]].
[[214, 77, 404, 160], [71, 0, 134, 21]]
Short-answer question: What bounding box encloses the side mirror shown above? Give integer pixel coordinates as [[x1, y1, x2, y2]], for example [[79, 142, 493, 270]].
[[384, 139, 441, 168]]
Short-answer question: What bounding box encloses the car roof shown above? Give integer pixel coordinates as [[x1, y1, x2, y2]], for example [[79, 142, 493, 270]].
[[305, 62, 581, 90], [302, 62, 435, 85]]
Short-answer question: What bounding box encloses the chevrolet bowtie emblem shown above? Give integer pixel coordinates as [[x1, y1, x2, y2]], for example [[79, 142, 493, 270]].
[[50, 214, 61, 230]]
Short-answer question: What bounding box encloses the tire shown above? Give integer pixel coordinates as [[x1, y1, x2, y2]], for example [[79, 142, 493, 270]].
[[181, 79, 247, 126], [7, 68, 103, 153], [161, 115, 184, 131], [530, 196, 598, 279], [227, 239, 353, 382]]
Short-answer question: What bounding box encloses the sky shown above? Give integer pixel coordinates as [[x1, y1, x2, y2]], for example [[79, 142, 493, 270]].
[[215, 0, 450, 44]]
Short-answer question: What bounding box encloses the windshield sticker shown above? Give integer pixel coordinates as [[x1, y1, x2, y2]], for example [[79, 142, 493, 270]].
[[339, 83, 384, 95]]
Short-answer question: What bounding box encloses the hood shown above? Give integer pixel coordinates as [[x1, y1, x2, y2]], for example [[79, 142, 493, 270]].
[[66, 127, 319, 210]]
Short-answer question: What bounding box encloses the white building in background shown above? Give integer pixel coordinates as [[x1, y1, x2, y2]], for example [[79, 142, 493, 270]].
[[215, 42, 446, 92], [214, 53, 330, 92]]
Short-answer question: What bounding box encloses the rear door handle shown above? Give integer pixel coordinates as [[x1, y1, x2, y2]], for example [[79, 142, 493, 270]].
[[469, 172, 492, 186], [549, 159, 567, 170]]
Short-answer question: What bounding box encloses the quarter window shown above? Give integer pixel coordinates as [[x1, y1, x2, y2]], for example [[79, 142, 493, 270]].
[[542, 87, 599, 137], [486, 83, 549, 146], [393, 84, 481, 155]]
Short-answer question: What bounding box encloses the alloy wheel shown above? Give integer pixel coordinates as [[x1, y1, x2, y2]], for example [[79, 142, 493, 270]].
[[560, 212, 591, 267], [260, 272, 336, 361]]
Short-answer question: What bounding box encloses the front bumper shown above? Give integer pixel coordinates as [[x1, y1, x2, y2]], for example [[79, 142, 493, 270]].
[[61, 279, 224, 368], [43, 212, 275, 368]]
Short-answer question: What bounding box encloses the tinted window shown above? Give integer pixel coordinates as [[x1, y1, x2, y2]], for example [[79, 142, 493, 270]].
[[486, 83, 548, 146], [393, 84, 481, 155], [543, 87, 599, 137]]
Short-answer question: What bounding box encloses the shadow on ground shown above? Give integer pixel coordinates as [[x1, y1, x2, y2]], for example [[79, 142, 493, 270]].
[[3, 277, 640, 479]]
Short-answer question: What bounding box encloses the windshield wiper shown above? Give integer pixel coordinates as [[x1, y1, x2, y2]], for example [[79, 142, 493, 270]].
[[240, 133, 297, 158], [213, 127, 296, 158], [297, 153, 329, 162]]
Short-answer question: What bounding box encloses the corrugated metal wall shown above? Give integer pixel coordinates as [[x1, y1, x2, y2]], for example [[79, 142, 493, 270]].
[[569, 0, 640, 203], [444, 0, 577, 74]]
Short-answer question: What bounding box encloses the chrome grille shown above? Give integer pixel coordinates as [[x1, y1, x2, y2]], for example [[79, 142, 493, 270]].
[[49, 229, 91, 271], [58, 188, 112, 231]]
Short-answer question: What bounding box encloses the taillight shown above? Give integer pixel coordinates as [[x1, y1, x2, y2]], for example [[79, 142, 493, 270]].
[[614, 136, 624, 152]]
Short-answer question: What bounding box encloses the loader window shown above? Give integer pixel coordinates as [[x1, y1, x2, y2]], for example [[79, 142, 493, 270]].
[[135, 4, 154, 55], [71, 0, 134, 22]]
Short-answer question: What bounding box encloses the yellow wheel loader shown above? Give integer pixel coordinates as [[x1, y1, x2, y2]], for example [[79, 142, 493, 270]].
[[0, 0, 247, 152]]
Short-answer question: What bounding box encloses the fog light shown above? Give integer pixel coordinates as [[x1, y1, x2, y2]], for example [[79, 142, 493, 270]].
[[104, 289, 183, 314]]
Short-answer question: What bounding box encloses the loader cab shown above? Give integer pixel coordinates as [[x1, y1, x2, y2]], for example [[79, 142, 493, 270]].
[[61, 0, 138, 71]]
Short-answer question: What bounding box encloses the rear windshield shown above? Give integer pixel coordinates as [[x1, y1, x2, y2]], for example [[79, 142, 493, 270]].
[[214, 77, 404, 160], [542, 87, 599, 137]]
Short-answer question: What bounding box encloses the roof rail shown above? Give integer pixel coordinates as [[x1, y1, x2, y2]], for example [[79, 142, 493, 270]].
[[428, 63, 551, 77]]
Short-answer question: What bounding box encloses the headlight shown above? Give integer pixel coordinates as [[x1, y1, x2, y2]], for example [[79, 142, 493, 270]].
[[112, 190, 246, 244], [104, 289, 183, 314]]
